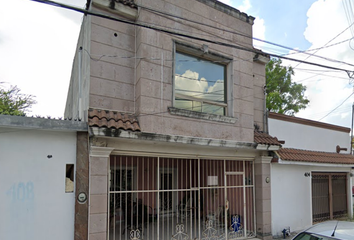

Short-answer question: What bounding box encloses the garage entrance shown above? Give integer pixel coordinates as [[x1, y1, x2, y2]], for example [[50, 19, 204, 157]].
[[311, 172, 348, 223]]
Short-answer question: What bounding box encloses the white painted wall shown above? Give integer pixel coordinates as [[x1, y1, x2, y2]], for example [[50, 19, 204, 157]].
[[271, 164, 312, 237], [268, 118, 350, 152], [0, 127, 76, 240], [271, 162, 353, 237]]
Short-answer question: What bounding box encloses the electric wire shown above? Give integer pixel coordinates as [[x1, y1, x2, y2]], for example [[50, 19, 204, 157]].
[[83, 48, 252, 65], [318, 91, 354, 121], [132, 10, 256, 53], [85, 46, 352, 85], [30, 0, 354, 76], [137, 91, 255, 118], [30, 0, 354, 121], [292, 19, 354, 69], [295, 72, 349, 83], [138, 2, 354, 65], [343, 0, 354, 38], [284, 37, 353, 56], [306, 105, 351, 119]]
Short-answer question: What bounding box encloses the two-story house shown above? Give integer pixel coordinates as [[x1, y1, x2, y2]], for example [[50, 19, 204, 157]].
[[65, 1, 280, 239]]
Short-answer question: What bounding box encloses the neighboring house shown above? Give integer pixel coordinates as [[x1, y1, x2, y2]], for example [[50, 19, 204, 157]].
[[268, 112, 354, 238], [0, 115, 87, 240], [65, 1, 281, 240]]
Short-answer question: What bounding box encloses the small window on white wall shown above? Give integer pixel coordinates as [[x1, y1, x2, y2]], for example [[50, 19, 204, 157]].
[[65, 164, 74, 193]]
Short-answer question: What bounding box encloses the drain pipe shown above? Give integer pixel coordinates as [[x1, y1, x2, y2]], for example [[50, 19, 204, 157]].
[[263, 85, 268, 133], [78, 46, 82, 120]]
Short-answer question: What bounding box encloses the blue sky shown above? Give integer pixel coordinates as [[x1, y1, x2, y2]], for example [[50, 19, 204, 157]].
[[1, 0, 354, 128], [249, 0, 317, 51], [227, 0, 318, 53], [224, 0, 354, 128]]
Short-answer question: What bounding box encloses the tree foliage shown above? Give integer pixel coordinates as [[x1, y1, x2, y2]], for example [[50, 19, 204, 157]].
[[266, 58, 309, 116], [0, 84, 36, 116]]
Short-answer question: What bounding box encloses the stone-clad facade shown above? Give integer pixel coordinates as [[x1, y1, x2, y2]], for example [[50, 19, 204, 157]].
[[65, 1, 277, 239]]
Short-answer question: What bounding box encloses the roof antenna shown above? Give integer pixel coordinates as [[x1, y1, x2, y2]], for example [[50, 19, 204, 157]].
[[331, 221, 339, 237]]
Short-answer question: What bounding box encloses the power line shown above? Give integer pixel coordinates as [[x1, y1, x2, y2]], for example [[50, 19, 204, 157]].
[[318, 91, 354, 121], [343, 0, 354, 39], [175, 74, 224, 84], [84, 48, 353, 84], [137, 91, 255, 119], [292, 20, 354, 69], [83, 48, 252, 65], [30, 0, 354, 121], [296, 105, 351, 119], [295, 72, 349, 83], [30, 0, 354, 77], [175, 89, 224, 96], [138, 2, 354, 67], [284, 37, 353, 56]]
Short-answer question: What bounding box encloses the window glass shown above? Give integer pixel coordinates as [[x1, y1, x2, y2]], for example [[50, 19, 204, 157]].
[[293, 232, 334, 240], [175, 52, 226, 115], [65, 164, 74, 193]]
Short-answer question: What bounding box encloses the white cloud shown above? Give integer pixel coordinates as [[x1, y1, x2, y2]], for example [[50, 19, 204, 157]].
[[224, 0, 266, 48], [253, 18, 266, 46], [175, 70, 224, 102], [0, 0, 84, 117], [284, 0, 354, 127], [219, 0, 252, 14], [237, 0, 251, 13], [175, 70, 209, 97], [175, 70, 225, 114]]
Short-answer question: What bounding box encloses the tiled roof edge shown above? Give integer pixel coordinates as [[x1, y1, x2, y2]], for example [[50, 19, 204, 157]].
[[88, 108, 141, 132], [254, 130, 282, 146], [276, 147, 354, 165], [0, 114, 87, 131], [269, 112, 350, 133]]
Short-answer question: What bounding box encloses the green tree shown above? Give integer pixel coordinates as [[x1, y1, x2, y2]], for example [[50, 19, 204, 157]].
[[266, 58, 309, 115], [0, 84, 36, 116]]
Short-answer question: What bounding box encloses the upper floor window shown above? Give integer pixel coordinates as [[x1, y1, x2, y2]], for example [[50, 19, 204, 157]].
[[174, 46, 228, 116]]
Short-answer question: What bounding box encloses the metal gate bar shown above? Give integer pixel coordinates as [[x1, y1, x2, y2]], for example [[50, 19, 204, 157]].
[[108, 155, 255, 240], [312, 172, 348, 223]]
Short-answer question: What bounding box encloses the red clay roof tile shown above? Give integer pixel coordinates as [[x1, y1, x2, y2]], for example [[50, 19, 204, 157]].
[[116, 0, 137, 8], [88, 108, 141, 132], [276, 148, 354, 164], [254, 130, 282, 146]]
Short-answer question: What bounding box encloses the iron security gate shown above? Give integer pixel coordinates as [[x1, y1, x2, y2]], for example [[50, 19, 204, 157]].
[[312, 173, 348, 223], [108, 155, 255, 240]]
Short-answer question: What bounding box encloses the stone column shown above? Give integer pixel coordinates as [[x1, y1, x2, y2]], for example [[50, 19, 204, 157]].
[[89, 146, 114, 240], [75, 132, 89, 240], [255, 156, 272, 240]]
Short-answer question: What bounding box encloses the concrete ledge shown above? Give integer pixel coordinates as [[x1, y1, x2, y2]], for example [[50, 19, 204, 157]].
[[168, 107, 237, 124], [90, 127, 256, 149], [195, 0, 255, 24], [92, 0, 138, 20], [254, 53, 270, 64], [0, 115, 87, 132]]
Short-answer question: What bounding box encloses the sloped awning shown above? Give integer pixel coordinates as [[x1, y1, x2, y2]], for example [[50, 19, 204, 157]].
[[254, 130, 282, 150], [275, 148, 354, 165], [88, 108, 141, 132], [88, 109, 259, 150]]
